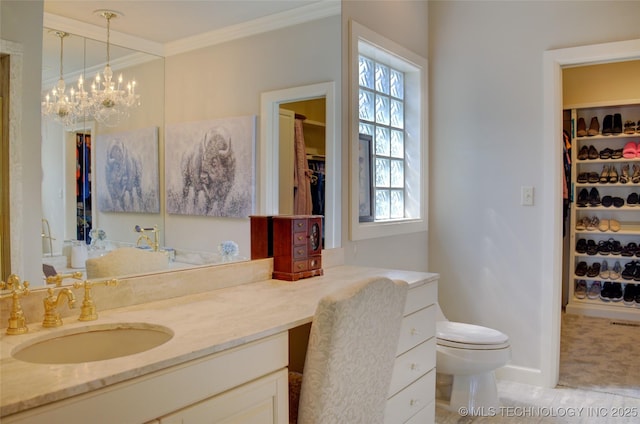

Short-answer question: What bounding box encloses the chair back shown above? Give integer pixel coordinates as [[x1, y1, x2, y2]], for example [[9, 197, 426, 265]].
[[297, 277, 408, 424]]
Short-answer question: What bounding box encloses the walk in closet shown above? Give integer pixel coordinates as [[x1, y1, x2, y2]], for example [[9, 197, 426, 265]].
[[566, 102, 640, 321]]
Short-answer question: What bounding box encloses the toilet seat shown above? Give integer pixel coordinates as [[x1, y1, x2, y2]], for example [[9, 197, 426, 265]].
[[437, 321, 510, 350]]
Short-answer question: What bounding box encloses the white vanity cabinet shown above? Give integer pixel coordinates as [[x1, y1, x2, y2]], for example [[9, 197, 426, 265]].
[[3, 333, 288, 424], [385, 279, 437, 424]]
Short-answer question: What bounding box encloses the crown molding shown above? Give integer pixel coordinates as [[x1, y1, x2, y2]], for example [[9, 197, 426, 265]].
[[43, 1, 340, 59]]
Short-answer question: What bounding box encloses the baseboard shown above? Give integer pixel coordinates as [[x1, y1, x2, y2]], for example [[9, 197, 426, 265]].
[[495, 364, 548, 387]]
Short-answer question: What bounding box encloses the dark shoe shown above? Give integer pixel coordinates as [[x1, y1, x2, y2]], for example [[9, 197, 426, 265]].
[[611, 148, 623, 159], [610, 239, 623, 256], [624, 120, 636, 135], [610, 282, 623, 301], [577, 188, 589, 207], [627, 192, 639, 206], [577, 145, 589, 160], [575, 261, 588, 276], [622, 243, 638, 258], [587, 262, 601, 277], [586, 239, 598, 256], [600, 281, 613, 301], [588, 145, 599, 159], [587, 117, 600, 136], [599, 147, 613, 159], [612, 197, 624, 208], [597, 240, 612, 256], [612, 113, 622, 135], [577, 117, 587, 137], [577, 172, 589, 183], [621, 261, 637, 279], [588, 188, 601, 206], [633, 164, 640, 184], [623, 284, 637, 305], [587, 172, 600, 183], [602, 114, 613, 135], [601, 195, 613, 207]]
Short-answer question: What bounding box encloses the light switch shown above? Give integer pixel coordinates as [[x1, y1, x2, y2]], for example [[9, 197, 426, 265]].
[[521, 186, 534, 206]]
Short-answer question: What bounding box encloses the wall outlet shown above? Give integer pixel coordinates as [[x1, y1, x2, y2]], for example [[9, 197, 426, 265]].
[[521, 186, 534, 206]]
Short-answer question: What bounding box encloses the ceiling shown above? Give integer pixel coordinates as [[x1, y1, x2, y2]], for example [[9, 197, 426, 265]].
[[41, 0, 335, 85]]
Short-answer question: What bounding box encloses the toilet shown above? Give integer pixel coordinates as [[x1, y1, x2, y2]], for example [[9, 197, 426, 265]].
[[435, 304, 511, 414]]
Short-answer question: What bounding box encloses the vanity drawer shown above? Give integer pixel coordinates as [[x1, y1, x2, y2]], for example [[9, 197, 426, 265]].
[[396, 304, 435, 355], [388, 337, 436, 397], [404, 281, 437, 316], [293, 245, 308, 259], [384, 368, 435, 424]]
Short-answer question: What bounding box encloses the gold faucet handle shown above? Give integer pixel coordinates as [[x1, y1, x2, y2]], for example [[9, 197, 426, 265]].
[[73, 278, 119, 321], [46, 271, 84, 287], [1, 275, 30, 335]]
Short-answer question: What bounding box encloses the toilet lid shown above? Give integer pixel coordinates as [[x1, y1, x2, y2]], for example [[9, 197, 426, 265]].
[[436, 321, 509, 346]]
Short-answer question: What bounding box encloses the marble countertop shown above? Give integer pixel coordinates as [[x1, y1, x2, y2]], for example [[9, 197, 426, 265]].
[[0, 265, 438, 417]]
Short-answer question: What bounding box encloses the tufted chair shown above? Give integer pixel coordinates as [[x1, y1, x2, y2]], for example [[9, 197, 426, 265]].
[[85, 247, 169, 279], [289, 277, 408, 424]]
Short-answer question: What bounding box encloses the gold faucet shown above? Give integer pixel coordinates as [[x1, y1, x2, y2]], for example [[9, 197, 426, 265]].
[[46, 271, 83, 287], [135, 225, 159, 251], [1, 274, 30, 335], [42, 287, 75, 328], [73, 279, 118, 321]]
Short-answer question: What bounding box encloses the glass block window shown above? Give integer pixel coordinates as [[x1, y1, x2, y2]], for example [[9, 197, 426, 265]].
[[359, 54, 405, 220]]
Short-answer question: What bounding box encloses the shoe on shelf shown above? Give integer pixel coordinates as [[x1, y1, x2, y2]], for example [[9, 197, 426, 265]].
[[587, 262, 601, 277], [620, 164, 630, 184], [599, 165, 610, 183], [587, 117, 600, 136], [612, 196, 624, 208], [575, 280, 587, 299], [577, 145, 589, 160], [588, 145, 599, 159], [623, 142, 638, 159], [610, 239, 623, 255], [621, 261, 637, 279], [588, 188, 601, 206], [632, 164, 640, 184], [587, 281, 602, 299], [600, 260, 610, 279], [575, 216, 587, 231], [602, 114, 613, 135], [598, 218, 609, 232], [611, 261, 622, 280], [624, 120, 636, 135], [622, 243, 638, 258], [587, 172, 600, 183], [586, 216, 599, 231], [586, 239, 598, 256], [610, 282, 623, 301], [627, 192, 639, 206], [577, 172, 588, 183], [608, 165, 618, 183], [612, 113, 623, 135], [611, 148, 623, 159], [576, 239, 588, 253], [577, 188, 589, 207], [600, 281, 613, 301], [601, 195, 613, 207], [597, 240, 612, 256], [575, 261, 588, 276], [609, 219, 621, 232], [599, 147, 613, 159], [623, 284, 637, 305], [577, 117, 587, 137]]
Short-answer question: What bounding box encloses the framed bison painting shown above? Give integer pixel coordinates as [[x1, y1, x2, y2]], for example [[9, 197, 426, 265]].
[[165, 116, 255, 218], [95, 127, 160, 213]]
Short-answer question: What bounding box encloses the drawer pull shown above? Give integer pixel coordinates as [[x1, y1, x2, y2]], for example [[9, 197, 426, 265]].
[[410, 399, 420, 407], [410, 363, 420, 371], [296, 249, 305, 255], [410, 328, 420, 336], [297, 222, 304, 227]]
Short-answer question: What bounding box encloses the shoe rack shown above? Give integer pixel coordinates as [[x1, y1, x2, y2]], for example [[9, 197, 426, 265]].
[[567, 101, 640, 321]]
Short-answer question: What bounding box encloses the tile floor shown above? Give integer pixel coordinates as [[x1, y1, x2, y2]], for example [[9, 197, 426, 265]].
[[435, 312, 640, 423]]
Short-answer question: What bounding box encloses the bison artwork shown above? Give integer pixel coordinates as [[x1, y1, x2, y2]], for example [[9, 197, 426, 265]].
[[96, 127, 160, 214], [166, 117, 254, 218]]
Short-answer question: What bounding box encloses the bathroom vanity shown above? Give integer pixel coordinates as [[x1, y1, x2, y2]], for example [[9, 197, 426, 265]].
[[0, 261, 438, 423]]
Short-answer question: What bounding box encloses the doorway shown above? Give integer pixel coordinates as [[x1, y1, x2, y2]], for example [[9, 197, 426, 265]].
[[542, 38, 640, 387]]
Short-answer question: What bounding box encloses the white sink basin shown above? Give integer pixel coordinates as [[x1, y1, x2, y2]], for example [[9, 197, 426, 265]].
[[12, 323, 173, 364]]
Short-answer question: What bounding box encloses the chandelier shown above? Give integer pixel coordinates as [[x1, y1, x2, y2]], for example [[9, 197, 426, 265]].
[[41, 10, 140, 127], [41, 31, 81, 126], [88, 10, 140, 126]]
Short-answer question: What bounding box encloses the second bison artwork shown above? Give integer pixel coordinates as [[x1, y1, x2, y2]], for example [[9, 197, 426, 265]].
[[165, 116, 255, 218]]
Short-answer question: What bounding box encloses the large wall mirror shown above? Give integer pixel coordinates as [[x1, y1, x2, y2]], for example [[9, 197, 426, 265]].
[[8, 5, 342, 289]]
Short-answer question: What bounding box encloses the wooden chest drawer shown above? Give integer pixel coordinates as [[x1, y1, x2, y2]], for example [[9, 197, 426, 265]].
[[388, 337, 436, 397], [396, 304, 435, 356], [384, 369, 435, 424]]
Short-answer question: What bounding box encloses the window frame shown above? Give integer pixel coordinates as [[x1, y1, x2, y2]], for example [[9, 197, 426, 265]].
[[349, 20, 428, 241]]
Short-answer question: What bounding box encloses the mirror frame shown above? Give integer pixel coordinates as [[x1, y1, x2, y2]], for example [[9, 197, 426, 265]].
[[260, 81, 340, 248]]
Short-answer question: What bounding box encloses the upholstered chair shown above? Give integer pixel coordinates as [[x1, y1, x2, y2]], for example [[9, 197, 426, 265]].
[[289, 277, 408, 424], [85, 247, 169, 279]]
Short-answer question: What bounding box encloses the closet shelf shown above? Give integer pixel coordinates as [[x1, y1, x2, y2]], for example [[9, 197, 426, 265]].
[[303, 119, 325, 128]]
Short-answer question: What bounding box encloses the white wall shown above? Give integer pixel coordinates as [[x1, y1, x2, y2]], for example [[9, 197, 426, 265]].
[[341, 1, 430, 272], [429, 1, 640, 385], [164, 16, 341, 255], [1, 1, 44, 284]]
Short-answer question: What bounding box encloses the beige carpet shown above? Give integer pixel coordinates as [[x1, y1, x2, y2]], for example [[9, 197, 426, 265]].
[[559, 312, 640, 399]]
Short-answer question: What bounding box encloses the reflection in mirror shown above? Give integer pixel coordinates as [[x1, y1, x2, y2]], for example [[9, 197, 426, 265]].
[[40, 29, 170, 286]]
